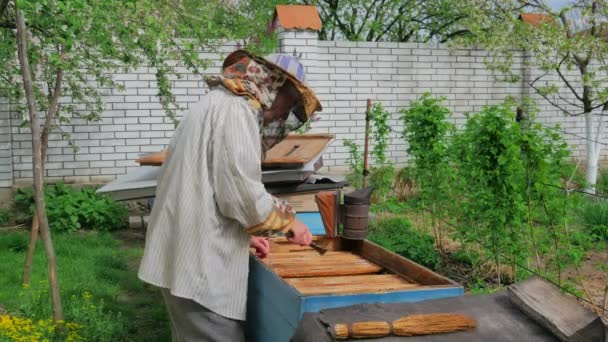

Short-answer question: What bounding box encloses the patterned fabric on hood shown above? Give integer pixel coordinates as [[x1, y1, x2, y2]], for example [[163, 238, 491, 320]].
[[206, 55, 305, 156]]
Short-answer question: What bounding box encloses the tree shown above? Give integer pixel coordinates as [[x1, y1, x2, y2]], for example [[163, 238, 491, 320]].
[[458, 0, 608, 193], [1, 0, 280, 327], [300, 0, 470, 42]]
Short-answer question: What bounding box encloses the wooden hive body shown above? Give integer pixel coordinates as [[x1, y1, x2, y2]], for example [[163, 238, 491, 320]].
[[245, 237, 463, 342]]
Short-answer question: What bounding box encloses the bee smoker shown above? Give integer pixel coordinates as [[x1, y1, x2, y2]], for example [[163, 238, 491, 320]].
[[315, 187, 374, 240]]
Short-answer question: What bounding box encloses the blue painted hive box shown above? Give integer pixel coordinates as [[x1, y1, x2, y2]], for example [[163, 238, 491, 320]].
[[245, 237, 463, 342]]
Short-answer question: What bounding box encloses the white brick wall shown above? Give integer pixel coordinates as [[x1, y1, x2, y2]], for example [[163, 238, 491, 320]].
[[0, 32, 604, 186]]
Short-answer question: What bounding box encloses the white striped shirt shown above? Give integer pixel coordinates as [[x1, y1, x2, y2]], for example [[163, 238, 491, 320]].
[[138, 88, 275, 320]]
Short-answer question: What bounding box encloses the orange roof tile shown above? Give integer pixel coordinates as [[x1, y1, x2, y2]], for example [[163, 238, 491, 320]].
[[519, 13, 555, 27], [274, 5, 322, 31]]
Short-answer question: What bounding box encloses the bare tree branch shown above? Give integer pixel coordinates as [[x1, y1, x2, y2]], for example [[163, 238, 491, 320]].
[[41, 62, 64, 170], [529, 73, 579, 115], [357, 0, 380, 39], [555, 55, 584, 102], [374, 2, 411, 40]]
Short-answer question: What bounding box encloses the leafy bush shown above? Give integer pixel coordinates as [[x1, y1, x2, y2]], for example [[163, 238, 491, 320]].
[[344, 139, 364, 189], [579, 200, 608, 241], [368, 103, 395, 198], [451, 104, 529, 273], [13, 183, 128, 233], [343, 102, 395, 199], [0, 208, 9, 226], [368, 216, 440, 269], [370, 197, 409, 214]]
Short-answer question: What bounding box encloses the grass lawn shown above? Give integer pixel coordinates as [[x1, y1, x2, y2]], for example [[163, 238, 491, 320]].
[[0, 230, 170, 341]]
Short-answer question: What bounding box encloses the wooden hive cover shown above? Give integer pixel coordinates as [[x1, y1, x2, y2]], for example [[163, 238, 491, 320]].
[[263, 134, 333, 169], [135, 134, 334, 168]]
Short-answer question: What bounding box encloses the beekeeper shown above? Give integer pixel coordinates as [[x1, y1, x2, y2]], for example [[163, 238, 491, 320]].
[[138, 50, 322, 341]]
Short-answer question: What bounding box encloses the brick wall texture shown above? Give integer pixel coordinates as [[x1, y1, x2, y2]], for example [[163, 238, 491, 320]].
[[0, 30, 601, 187]]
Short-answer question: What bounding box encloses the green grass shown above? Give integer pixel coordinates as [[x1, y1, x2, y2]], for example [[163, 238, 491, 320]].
[[579, 200, 608, 241], [0, 231, 170, 341]]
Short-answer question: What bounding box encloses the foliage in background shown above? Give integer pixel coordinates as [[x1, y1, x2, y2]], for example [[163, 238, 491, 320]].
[[0, 0, 280, 128], [300, 0, 469, 42], [343, 102, 394, 199], [579, 200, 608, 241], [517, 107, 573, 279], [344, 139, 364, 189], [451, 105, 527, 283], [0, 231, 169, 341], [457, 0, 608, 193], [369, 216, 440, 269], [401, 93, 454, 250], [0, 208, 9, 226], [13, 183, 128, 233], [370, 197, 409, 214], [368, 102, 395, 199]]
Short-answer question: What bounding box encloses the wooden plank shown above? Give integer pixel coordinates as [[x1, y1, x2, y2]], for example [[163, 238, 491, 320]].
[[266, 253, 383, 278], [276, 192, 319, 212], [263, 134, 333, 168], [286, 274, 419, 295], [263, 251, 371, 266], [354, 239, 457, 285], [507, 276, 606, 342], [269, 237, 341, 253]]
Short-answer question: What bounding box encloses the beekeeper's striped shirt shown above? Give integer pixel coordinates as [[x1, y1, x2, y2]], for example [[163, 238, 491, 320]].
[[138, 88, 275, 320]]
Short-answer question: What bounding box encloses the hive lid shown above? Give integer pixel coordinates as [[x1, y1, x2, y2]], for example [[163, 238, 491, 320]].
[[136, 134, 334, 170]]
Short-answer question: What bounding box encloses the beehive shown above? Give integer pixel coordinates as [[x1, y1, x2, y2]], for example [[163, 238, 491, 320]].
[[245, 237, 463, 342]]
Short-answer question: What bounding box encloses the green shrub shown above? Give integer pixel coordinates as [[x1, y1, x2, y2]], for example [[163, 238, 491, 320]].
[[368, 216, 440, 269], [579, 200, 608, 241], [370, 197, 409, 214], [344, 139, 364, 189], [13, 183, 128, 233], [343, 102, 395, 199], [369, 164, 395, 199], [0, 207, 9, 226]]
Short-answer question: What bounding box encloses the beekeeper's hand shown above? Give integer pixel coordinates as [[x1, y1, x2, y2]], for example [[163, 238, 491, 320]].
[[287, 219, 313, 246], [250, 236, 270, 259]]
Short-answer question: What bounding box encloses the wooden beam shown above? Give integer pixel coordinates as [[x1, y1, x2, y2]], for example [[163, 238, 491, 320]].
[[265, 252, 383, 278], [286, 274, 418, 295], [355, 240, 455, 285], [508, 276, 606, 342]]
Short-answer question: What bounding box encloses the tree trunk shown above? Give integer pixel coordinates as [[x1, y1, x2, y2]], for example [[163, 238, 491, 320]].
[[21, 50, 63, 286], [16, 8, 64, 326], [21, 214, 39, 284], [584, 110, 605, 193]]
